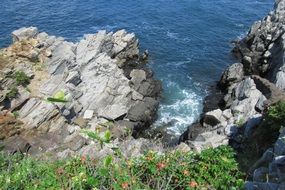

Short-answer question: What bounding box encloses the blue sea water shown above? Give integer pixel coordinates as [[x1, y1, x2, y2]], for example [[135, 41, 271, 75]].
[[0, 0, 273, 134]]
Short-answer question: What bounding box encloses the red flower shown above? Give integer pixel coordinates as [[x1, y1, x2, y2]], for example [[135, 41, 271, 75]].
[[189, 181, 198, 188], [156, 163, 167, 170], [81, 155, 86, 163], [121, 182, 129, 189]]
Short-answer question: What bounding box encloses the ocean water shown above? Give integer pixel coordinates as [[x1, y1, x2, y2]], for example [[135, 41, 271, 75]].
[[0, 0, 273, 135]]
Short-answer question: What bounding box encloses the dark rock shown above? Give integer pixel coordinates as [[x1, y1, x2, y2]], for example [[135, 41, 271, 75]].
[[219, 63, 244, 88]]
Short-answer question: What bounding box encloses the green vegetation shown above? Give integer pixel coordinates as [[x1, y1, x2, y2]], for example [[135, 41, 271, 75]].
[[237, 100, 285, 172], [82, 129, 112, 149], [6, 87, 18, 99], [0, 145, 245, 190], [13, 71, 30, 86], [47, 90, 68, 103], [12, 111, 20, 118], [235, 118, 245, 127], [266, 100, 285, 125]]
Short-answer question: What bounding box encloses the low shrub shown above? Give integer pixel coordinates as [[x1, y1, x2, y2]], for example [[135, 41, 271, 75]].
[[13, 71, 30, 86], [0, 145, 245, 190], [266, 100, 285, 125], [6, 87, 18, 99]]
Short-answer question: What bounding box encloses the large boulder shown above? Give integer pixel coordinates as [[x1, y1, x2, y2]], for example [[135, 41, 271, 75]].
[[220, 63, 244, 88], [12, 27, 39, 42]]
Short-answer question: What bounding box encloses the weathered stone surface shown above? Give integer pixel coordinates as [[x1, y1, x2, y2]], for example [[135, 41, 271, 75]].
[[0, 26, 161, 159], [83, 110, 94, 119], [224, 124, 238, 137], [65, 70, 81, 86], [203, 109, 223, 127], [12, 27, 39, 42], [220, 63, 244, 88], [244, 114, 263, 137]]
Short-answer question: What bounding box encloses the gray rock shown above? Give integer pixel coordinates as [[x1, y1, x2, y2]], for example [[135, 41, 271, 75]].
[[222, 109, 233, 120], [65, 70, 81, 86], [130, 69, 146, 86], [244, 182, 282, 190], [224, 124, 238, 137], [274, 128, 285, 156], [46, 42, 76, 75], [255, 95, 267, 111], [64, 134, 87, 151], [244, 114, 263, 137], [12, 27, 39, 41], [176, 143, 191, 153], [203, 109, 224, 127], [220, 63, 244, 87], [275, 68, 285, 91], [57, 149, 75, 159], [127, 97, 159, 123], [83, 110, 94, 119], [253, 167, 269, 182]]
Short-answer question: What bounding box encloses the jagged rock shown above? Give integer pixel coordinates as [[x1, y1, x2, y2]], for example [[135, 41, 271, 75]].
[[203, 109, 224, 127], [130, 69, 146, 86], [118, 137, 163, 158], [244, 182, 284, 190], [127, 97, 159, 123], [64, 134, 87, 151], [47, 41, 76, 74], [83, 110, 94, 119], [2, 136, 31, 154], [220, 63, 244, 88], [176, 142, 191, 153], [0, 26, 161, 158], [244, 114, 263, 137], [65, 70, 81, 86], [222, 109, 233, 120], [57, 149, 75, 159], [224, 124, 238, 137], [12, 27, 39, 42], [253, 167, 269, 182]]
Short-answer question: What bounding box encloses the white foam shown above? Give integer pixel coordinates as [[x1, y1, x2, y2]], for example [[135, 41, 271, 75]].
[[154, 83, 204, 136]]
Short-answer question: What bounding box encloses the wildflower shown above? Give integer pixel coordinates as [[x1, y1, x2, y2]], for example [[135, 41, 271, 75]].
[[146, 155, 153, 161], [156, 162, 167, 170], [121, 182, 129, 189], [81, 155, 87, 163], [189, 181, 198, 188]]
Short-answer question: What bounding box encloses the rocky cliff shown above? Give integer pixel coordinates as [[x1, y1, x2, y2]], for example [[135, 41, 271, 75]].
[[181, 0, 285, 189], [0, 27, 163, 159]]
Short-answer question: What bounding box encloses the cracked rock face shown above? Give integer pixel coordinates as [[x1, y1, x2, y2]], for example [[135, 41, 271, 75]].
[[233, 0, 285, 92], [0, 27, 162, 158]]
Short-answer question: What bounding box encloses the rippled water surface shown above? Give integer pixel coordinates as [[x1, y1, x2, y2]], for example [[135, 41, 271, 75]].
[[0, 0, 273, 134]]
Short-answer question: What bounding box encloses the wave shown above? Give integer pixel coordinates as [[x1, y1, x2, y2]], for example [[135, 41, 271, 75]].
[[154, 83, 204, 136]]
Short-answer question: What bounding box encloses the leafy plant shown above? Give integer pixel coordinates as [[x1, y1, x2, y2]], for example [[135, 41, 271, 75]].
[[0, 145, 245, 190], [266, 100, 285, 125], [47, 90, 68, 103], [13, 71, 30, 86], [82, 129, 112, 149], [6, 87, 18, 99], [235, 118, 245, 127], [12, 111, 19, 118]]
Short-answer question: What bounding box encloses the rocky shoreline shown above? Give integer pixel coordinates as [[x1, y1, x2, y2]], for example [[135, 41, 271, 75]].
[[1, 1, 285, 189], [0, 27, 164, 159], [181, 0, 285, 188]]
